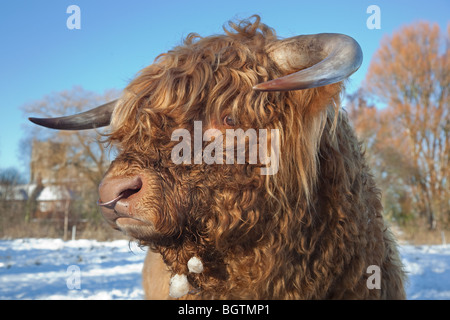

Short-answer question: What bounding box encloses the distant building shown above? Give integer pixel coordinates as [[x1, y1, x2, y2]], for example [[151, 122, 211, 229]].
[[35, 185, 72, 219], [0, 184, 38, 201], [2, 140, 106, 222], [26, 140, 73, 219]]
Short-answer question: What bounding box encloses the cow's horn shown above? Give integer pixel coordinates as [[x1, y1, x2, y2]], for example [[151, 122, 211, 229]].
[[253, 33, 363, 91], [29, 100, 117, 130]]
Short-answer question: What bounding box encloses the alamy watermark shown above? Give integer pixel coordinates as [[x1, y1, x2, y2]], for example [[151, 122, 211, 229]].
[[170, 121, 280, 175], [366, 5, 381, 30], [65, 5, 381, 31], [66, 265, 81, 290], [66, 5, 81, 30], [366, 265, 381, 290]]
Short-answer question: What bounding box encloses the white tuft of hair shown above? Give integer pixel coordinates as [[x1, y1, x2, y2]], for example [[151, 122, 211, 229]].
[[187, 256, 204, 274], [169, 274, 189, 298]]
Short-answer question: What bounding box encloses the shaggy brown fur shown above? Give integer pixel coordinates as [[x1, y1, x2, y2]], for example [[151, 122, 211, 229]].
[[103, 16, 406, 299]]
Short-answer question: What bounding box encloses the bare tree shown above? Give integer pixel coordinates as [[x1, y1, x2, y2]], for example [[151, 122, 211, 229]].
[[0, 167, 26, 198], [361, 22, 449, 230], [347, 89, 419, 226], [22, 86, 120, 226], [23, 86, 119, 186], [0, 167, 27, 236]]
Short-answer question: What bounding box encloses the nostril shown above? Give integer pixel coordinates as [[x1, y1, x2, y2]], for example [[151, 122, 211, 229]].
[[120, 179, 142, 199], [98, 175, 143, 207]]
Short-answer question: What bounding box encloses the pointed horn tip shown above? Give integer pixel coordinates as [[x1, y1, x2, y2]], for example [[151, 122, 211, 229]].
[[253, 79, 310, 92], [253, 80, 290, 92], [252, 85, 279, 92], [28, 117, 51, 127], [252, 84, 267, 91], [28, 117, 66, 130], [29, 117, 45, 123]]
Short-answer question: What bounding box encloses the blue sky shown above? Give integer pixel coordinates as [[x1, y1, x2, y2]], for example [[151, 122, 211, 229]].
[[0, 0, 448, 179]]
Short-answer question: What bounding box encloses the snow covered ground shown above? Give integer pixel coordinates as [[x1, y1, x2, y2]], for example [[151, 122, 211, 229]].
[[0, 238, 449, 300], [0, 239, 146, 300], [400, 244, 450, 299]]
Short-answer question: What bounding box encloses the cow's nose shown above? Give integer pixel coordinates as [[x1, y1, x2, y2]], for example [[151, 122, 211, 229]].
[[98, 175, 143, 217]]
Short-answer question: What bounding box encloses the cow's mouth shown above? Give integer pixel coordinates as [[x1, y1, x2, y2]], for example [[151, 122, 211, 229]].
[[97, 182, 152, 234]]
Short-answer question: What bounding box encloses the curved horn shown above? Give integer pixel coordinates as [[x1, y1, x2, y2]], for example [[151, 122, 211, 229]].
[[29, 100, 117, 130], [253, 33, 363, 91]]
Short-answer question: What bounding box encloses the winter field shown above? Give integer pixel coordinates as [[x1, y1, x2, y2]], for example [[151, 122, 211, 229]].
[[0, 238, 449, 300]]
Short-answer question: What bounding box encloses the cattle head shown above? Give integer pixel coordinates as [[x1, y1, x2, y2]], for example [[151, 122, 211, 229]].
[[29, 16, 362, 256]]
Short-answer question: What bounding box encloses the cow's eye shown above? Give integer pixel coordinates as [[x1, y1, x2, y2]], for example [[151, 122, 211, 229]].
[[223, 115, 235, 127]]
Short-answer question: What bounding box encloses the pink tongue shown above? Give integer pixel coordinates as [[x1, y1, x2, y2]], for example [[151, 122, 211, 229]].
[[97, 193, 124, 207]]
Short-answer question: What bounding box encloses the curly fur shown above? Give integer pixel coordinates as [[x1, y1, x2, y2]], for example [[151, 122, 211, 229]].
[[104, 16, 406, 299]]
